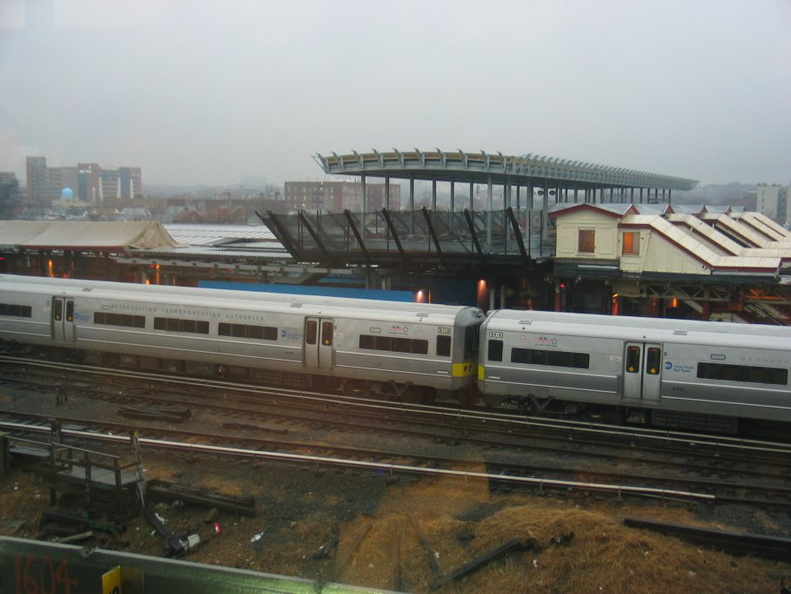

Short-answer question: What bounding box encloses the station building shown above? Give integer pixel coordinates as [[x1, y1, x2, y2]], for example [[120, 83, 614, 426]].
[[2, 149, 790, 323]]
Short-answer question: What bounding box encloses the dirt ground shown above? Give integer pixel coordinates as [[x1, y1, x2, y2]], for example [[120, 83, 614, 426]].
[[1, 444, 790, 594]]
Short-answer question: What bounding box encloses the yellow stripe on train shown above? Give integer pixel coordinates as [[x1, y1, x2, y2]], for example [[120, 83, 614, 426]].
[[452, 361, 478, 377]]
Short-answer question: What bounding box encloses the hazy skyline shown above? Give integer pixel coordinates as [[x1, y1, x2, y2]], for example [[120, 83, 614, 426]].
[[1, 0, 789, 188]]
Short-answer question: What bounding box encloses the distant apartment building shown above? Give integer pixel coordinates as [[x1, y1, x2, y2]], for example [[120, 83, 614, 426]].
[[756, 183, 789, 226], [284, 181, 401, 213], [25, 156, 142, 206]]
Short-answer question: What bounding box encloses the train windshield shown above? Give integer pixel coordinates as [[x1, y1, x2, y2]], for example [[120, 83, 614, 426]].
[[464, 326, 479, 360]]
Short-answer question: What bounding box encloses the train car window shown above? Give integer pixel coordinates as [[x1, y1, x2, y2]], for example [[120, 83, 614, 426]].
[[488, 340, 503, 362], [394, 337, 413, 353], [321, 321, 333, 346], [0, 303, 33, 317], [570, 352, 590, 368], [153, 317, 209, 334], [373, 336, 393, 350], [65, 301, 74, 322], [94, 312, 145, 328], [646, 347, 662, 375], [436, 335, 451, 357], [464, 326, 478, 360], [529, 350, 549, 365], [306, 321, 318, 345], [53, 298, 63, 322], [626, 345, 641, 373], [218, 323, 278, 341], [697, 362, 788, 386], [511, 348, 591, 369], [359, 334, 428, 355], [404, 337, 428, 355]]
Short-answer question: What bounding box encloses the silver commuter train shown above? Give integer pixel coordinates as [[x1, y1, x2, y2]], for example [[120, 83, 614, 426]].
[[0, 275, 483, 402], [2, 274, 790, 429], [478, 309, 791, 426]]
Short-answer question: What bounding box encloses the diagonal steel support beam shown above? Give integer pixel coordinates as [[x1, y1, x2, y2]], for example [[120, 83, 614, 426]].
[[297, 211, 334, 265], [421, 207, 444, 264], [506, 206, 529, 262], [257, 211, 303, 261], [343, 209, 370, 264], [380, 208, 406, 261], [463, 209, 485, 262]]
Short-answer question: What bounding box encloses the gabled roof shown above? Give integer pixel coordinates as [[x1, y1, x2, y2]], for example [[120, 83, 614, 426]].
[[620, 215, 781, 273], [0, 221, 182, 251], [670, 204, 710, 215], [632, 203, 674, 216], [548, 202, 639, 219]]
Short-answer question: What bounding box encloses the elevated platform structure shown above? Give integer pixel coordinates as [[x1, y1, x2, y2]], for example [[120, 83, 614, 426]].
[[314, 149, 699, 212]]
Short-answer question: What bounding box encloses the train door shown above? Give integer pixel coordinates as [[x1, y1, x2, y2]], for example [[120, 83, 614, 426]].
[[622, 342, 662, 402], [304, 317, 334, 371], [51, 296, 76, 343]]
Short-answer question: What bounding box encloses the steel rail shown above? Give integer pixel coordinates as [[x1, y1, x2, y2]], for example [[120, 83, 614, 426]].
[[0, 419, 714, 504], [2, 356, 790, 458]]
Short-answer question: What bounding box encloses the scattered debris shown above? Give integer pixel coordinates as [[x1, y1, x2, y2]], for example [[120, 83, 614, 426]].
[[143, 506, 187, 558], [409, 513, 443, 577], [430, 537, 536, 590], [550, 530, 575, 547], [186, 533, 201, 550], [51, 530, 93, 544], [147, 479, 256, 516], [624, 517, 791, 562], [118, 404, 191, 423], [333, 520, 372, 581], [308, 537, 338, 560]]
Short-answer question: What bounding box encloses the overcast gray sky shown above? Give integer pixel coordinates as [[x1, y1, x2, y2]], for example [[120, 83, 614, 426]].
[[1, 0, 789, 187]]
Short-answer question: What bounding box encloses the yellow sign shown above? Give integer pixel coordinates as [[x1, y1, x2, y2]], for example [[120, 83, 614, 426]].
[[102, 566, 122, 594]]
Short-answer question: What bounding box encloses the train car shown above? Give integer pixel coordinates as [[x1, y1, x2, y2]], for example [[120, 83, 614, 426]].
[[0, 275, 483, 403], [478, 310, 791, 429]]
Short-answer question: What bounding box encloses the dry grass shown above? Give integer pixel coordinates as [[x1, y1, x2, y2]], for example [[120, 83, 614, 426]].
[[2, 453, 789, 593]]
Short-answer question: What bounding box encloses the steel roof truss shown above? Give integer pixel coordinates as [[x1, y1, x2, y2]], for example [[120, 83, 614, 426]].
[[342, 210, 370, 264]]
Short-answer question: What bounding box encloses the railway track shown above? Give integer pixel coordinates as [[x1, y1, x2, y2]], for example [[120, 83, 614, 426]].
[[2, 357, 791, 509]]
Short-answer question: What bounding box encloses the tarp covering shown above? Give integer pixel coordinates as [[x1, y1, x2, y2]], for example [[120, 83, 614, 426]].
[[0, 221, 182, 250]]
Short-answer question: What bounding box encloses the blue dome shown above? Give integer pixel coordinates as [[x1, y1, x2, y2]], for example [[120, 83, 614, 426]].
[[61, 187, 74, 199]]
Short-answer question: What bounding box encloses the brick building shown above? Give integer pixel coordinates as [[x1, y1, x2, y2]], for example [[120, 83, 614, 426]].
[[284, 180, 400, 213]]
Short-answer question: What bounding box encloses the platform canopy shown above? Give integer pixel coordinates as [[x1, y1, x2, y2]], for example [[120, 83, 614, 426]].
[[314, 148, 699, 192], [0, 221, 182, 251]]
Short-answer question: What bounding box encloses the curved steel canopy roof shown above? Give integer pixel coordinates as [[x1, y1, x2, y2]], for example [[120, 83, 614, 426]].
[[313, 148, 699, 192]]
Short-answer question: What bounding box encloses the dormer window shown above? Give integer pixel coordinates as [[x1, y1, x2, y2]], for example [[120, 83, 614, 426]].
[[622, 231, 640, 255]]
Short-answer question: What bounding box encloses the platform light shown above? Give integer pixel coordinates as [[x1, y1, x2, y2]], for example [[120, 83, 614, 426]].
[[476, 280, 488, 310]]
